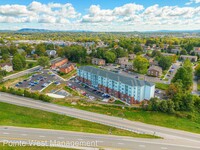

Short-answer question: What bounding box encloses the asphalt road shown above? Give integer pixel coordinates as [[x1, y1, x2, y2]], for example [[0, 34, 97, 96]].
[[3, 66, 41, 81], [0, 93, 200, 149], [3, 57, 62, 82], [0, 126, 199, 150]]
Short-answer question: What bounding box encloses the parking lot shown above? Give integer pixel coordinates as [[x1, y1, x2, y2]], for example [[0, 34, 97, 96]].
[[15, 70, 62, 91], [67, 77, 111, 101]]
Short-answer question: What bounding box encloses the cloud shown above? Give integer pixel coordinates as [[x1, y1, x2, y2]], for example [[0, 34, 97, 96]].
[[81, 3, 144, 23], [0, 1, 199, 31], [185, 0, 200, 5], [0, 1, 80, 23]]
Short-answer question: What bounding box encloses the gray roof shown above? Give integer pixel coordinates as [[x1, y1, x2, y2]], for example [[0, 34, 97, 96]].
[[148, 65, 162, 72], [79, 66, 154, 87]]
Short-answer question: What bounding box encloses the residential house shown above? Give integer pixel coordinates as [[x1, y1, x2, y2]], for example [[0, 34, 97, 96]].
[[51, 58, 68, 69], [92, 58, 106, 66], [77, 66, 155, 104], [192, 47, 200, 55], [128, 54, 136, 60], [161, 53, 176, 57], [0, 63, 13, 72], [120, 62, 133, 70], [179, 55, 197, 62], [17, 49, 25, 55], [59, 63, 75, 74], [116, 57, 128, 65], [46, 50, 57, 57], [163, 44, 169, 50], [171, 49, 181, 54], [148, 66, 162, 77]]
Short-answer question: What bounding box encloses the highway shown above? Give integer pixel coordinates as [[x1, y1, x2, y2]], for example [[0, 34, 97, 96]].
[[0, 126, 199, 150], [0, 93, 200, 149]]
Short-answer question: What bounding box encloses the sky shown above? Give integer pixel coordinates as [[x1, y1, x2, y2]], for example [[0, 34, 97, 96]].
[[0, 0, 199, 31]]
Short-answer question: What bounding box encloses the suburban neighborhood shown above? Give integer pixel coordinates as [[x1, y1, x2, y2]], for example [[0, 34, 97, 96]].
[[0, 0, 200, 150]]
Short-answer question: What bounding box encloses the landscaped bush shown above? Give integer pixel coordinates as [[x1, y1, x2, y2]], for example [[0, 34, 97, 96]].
[[0, 86, 52, 103]]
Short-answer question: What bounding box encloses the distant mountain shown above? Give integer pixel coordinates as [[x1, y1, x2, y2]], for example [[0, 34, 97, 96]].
[[0, 28, 199, 33], [17, 28, 51, 33], [16, 28, 93, 33], [142, 30, 200, 33]]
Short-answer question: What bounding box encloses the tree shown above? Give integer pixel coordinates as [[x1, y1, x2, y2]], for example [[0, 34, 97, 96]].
[[172, 59, 193, 90], [167, 100, 175, 113], [35, 44, 46, 56], [114, 48, 128, 58], [147, 97, 159, 111], [0, 75, 3, 83], [12, 54, 23, 71], [158, 56, 172, 70], [166, 82, 183, 99], [9, 45, 18, 55], [2, 54, 9, 61], [159, 101, 168, 112], [63, 45, 87, 63], [37, 56, 50, 68], [134, 45, 143, 54], [104, 51, 116, 63], [180, 50, 187, 55], [195, 64, 200, 78], [133, 56, 149, 74]]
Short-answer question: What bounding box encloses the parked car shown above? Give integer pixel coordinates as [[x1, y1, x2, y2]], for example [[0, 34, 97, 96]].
[[54, 81, 60, 85]]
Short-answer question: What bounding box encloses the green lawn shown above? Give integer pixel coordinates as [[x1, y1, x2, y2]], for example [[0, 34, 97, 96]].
[[155, 83, 169, 90], [0, 102, 157, 139], [55, 100, 200, 134], [0, 143, 75, 150], [59, 70, 77, 79]]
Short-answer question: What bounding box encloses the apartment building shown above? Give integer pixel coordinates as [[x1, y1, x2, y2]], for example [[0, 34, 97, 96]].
[[51, 58, 68, 69], [59, 63, 75, 74], [77, 66, 155, 104], [92, 58, 106, 66]]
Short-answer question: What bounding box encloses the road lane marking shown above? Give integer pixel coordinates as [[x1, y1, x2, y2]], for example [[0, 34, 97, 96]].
[[57, 137, 64, 139], [39, 135, 45, 138], [161, 147, 168, 149], [77, 139, 83, 140], [3, 133, 9, 135], [21, 134, 27, 136], [139, 144, 146, 147], [118, 143, 124, 145]]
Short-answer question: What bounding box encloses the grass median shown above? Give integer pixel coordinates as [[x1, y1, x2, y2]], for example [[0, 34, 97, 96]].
[[54, 100, 200, 134], [0, 102, 158, 139]]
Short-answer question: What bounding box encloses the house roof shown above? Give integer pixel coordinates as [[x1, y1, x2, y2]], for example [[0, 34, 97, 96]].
[[51, 58, 67, 64], [0, 63, 12, 67], [180, 55, 197, 58], [79, 66, 154, 87], [60, 63, 74, 69], [92, 58, 105, 61], [148, 65, 162, 72], [117, 57, 128, 60]]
